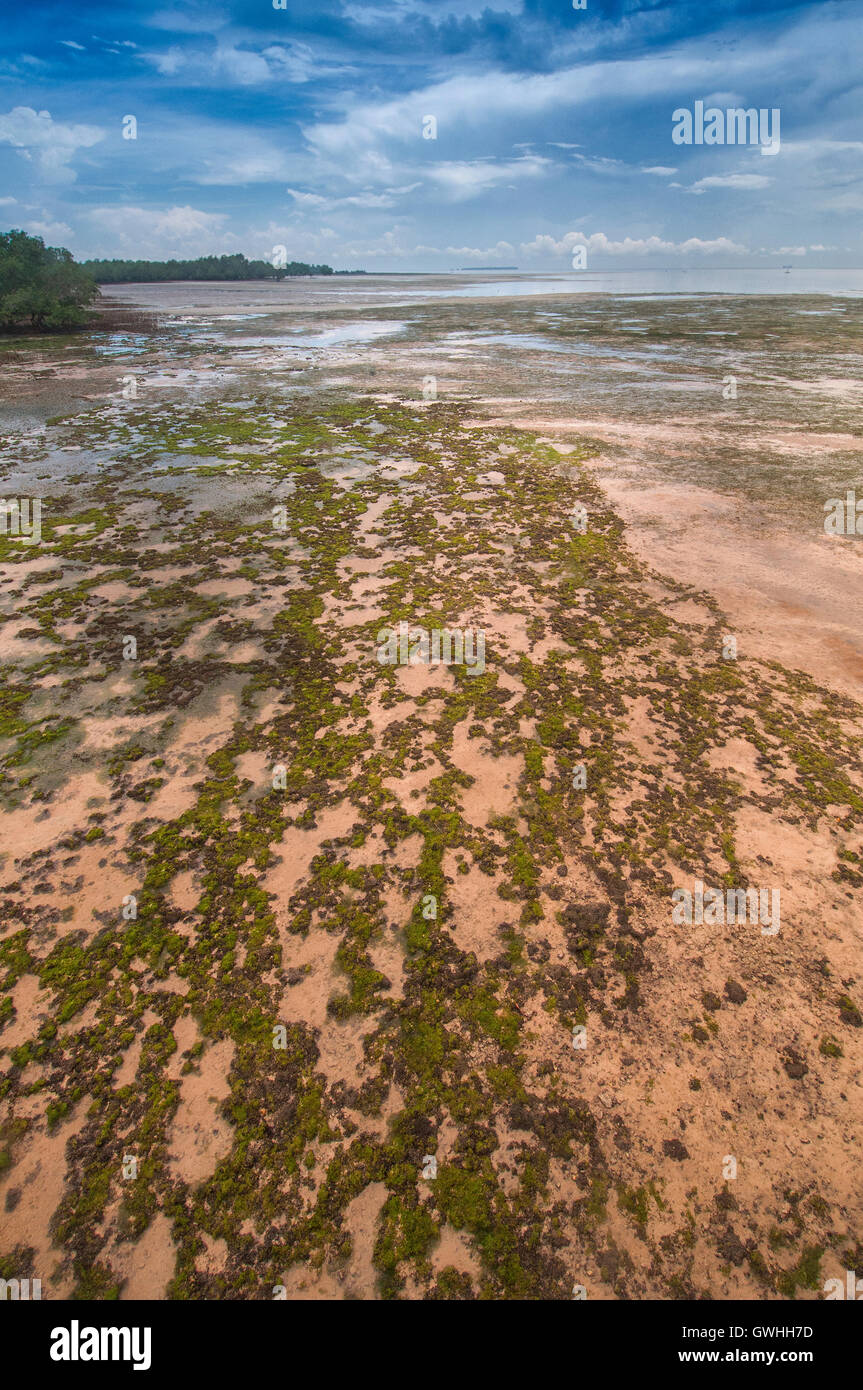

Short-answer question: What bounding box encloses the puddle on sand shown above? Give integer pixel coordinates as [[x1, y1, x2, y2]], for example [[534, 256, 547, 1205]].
[[92, 334, 155, 357], [443, 330, 679, 363], [195, 320, 407, 351]]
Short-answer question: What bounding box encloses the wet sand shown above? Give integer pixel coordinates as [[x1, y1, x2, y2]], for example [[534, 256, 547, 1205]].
[[0, 275, 861, 1301]]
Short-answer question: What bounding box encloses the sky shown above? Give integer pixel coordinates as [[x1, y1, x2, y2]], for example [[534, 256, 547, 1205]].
[[0, 0, 861, 271]]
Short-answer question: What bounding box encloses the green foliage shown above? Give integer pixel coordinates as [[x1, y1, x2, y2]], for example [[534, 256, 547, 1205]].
[[0, 229, 98, 330], [81, 252, 340, 283]]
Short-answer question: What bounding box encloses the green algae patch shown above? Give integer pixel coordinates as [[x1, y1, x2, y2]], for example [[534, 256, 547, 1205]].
[[0, 388, 860, 1302]]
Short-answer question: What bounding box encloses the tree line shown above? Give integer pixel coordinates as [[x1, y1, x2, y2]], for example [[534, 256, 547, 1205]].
[[82, 253, 339, 283]]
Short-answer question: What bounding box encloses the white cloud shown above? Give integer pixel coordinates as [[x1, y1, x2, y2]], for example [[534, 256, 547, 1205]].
[[287, 188, 328, 209], [24, 218, 73, 242], [570, 152, 625, 174], [144, 37, 330, 88], [83, 204, 229, 256], [212, 46, 271, 85], [441, 241, 516, 261], [195, 147, 290, 184], [261, 44, 319, 84], [642, 166, 677, 176], [286, 182, 422, 213], [777, 139, 863, 158], [339, 192, 401, 207], [427, 156, 553, 200], [343, 0, 522, 23], [146, 8, 231, 35], [58, 40, 85, 51], [0, 106, 103, 183], [520, 230, 749, 259], [301, 66, 653, 175], [150, 47, 184, 76], [689, 173, 772, 192], [300, 33, 807, 172]]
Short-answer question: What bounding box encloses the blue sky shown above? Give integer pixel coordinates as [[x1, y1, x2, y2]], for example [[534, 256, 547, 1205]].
[[1, 0, 861, 269]]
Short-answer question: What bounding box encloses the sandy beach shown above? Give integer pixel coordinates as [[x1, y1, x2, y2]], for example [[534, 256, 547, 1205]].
[[1, 273, 861, 1301]]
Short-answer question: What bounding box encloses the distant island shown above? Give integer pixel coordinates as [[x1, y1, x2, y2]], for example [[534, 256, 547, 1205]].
[[457, 265, 518, 271], [83, 253, 366, 283]]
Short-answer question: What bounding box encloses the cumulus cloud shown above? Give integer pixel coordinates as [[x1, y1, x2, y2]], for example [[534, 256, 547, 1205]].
[[24, 218, 74, 242], [82, 204, 229, 257], [440, 241, 516, 261], [520, 230, 749, 260], [0, 106, 103, 183], [211, 46, 271, 85]]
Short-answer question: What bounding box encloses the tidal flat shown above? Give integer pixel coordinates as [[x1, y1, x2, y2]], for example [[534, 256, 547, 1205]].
[[0, 274, 861, 1300]]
